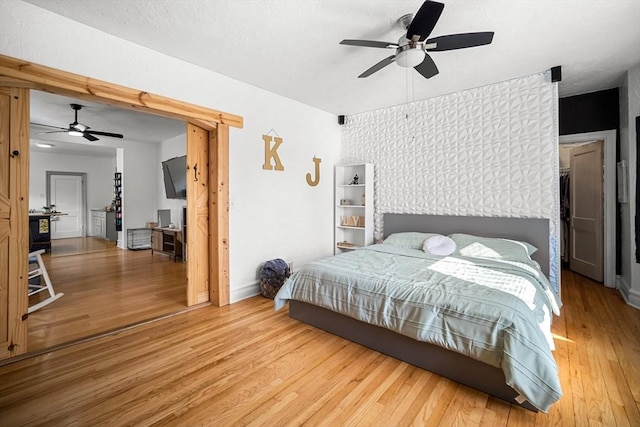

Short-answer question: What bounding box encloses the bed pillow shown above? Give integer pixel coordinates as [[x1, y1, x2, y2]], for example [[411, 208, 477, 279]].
[[422, 235, 456, 256], [504, 239, 538, 256], [383, 232, 441, 250], [449, 233, 537, 264]]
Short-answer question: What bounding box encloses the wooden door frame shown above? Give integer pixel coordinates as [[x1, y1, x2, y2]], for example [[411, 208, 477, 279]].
[[560, 130, 616, 288], [0, 54, 242, 307]]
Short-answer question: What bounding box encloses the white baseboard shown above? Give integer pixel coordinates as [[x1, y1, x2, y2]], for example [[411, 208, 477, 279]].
[[617, 275, 640, 310], [230, 280, 261, 303]]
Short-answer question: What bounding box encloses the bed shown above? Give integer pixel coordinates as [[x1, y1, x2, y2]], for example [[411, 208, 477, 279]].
[[275, 214, 562, 412]]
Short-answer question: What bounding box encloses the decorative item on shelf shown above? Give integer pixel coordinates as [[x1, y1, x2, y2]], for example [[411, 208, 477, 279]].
[[349, 174, 359, 185], [361, 193, 366, 206], [340, 198, 350, 206], [341, 215, 365, 227]]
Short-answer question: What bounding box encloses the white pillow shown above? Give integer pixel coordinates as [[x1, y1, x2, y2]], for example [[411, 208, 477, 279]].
[[423, 235, 456, 256]]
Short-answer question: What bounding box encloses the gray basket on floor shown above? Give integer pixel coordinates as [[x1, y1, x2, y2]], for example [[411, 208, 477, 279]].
[[259, 258, 291, 298]]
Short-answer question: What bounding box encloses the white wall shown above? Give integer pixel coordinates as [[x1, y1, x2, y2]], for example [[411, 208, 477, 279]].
[[29, 142, 117, 232], [29, 138, 159, 248], [156, 133, 187, 228], [120, 141, 157, 243], [341, 72, 560, 291], [618, 64, 640, 307], [1, 0, 341, 302]]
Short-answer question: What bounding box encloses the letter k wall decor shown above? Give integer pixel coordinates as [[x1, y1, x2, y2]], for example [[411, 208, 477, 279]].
[[262, 130, 284, 171]]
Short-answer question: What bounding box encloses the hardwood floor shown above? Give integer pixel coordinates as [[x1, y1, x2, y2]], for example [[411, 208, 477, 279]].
[[2, 269, 639, 426], [50, 236, 116, 257], [27, 245, 187, 353]]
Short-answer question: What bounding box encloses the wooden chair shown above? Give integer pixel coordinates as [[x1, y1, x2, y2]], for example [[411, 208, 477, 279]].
[[28, 249, 63, 313]]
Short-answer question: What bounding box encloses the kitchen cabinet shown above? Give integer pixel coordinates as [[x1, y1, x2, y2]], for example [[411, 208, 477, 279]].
[[91, 209, 117, 241], [29, 214, 51, 252]]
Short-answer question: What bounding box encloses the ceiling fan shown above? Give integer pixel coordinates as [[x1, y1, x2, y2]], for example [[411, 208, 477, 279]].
[[340, 0, 494, 79], [31, 103, 124, 142]]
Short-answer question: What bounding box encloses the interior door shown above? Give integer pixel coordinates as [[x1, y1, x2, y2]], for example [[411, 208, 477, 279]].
[[0, 86, 30, 360], [570, 140, 604, 282], [49, 174, 84, 239], [186, 123, 210, 305]]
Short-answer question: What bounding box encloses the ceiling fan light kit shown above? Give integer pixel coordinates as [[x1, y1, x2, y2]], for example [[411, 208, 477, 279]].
[[395, 44, 426, 68], [71, 122, 87, 132], [340, 0, 494, 79]]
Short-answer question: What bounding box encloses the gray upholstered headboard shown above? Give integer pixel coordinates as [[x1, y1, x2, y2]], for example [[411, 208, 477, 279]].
[[383, 214, 550, 276]]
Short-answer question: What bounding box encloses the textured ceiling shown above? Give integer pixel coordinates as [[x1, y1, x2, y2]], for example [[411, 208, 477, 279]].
[[20, 0, 640, 157], [23, 0, 640, 116]]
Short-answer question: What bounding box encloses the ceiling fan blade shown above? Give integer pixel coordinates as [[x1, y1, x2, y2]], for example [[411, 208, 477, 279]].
[[358, 55, 397, 78], [407, 0, 444, 41], [414, 54, 439, 79], [35, 131, 68, 137], [340, 39, 398, 49], [426, 32, 494, 51], [83, 133, 99, 142], [86, 130, 124, 139], [30, 122, 68, 131]]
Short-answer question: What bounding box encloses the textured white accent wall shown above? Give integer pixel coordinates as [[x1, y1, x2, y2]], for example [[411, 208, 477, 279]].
[[341, 73, 560, 290]]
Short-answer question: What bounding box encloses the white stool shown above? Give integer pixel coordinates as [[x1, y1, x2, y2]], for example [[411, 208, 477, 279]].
[[28, 250, 63, 313]]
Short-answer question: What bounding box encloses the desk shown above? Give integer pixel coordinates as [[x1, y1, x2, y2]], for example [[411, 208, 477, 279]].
[[151, 228, 183, 261]]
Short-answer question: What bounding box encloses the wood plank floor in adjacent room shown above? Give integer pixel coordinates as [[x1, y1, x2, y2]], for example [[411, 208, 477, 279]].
[[27, 243, 187, 353], [1, 270, 639, 426]]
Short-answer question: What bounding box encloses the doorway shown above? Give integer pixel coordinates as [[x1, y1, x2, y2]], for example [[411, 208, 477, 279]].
[[46, 171, 87, 239], [1, 53, 239, 360], [559, 130, 616, 287], [560, 141, 604, 282], [28, 99, 186, 352]]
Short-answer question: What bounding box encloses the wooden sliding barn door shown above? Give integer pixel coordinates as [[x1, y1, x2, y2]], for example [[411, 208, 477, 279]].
[[210, 124, 230, 306], [186, 123, 210, 306], [0, 87, 29, 360], [185, 122, 230, 307]]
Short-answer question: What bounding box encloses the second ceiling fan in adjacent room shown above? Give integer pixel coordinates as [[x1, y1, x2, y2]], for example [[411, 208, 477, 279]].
[[31, 103, 124, 142]]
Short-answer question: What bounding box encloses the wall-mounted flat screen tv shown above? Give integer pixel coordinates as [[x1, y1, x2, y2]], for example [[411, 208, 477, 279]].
[[162, 155, 187, 199]]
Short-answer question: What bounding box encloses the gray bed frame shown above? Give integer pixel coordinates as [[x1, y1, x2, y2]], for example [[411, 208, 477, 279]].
[[289, 214, 550, 412]]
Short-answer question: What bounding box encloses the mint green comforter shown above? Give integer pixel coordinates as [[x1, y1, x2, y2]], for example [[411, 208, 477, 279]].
[[274, 244, 562, 412]]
